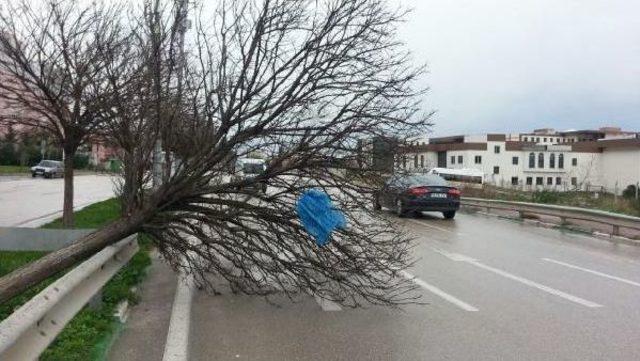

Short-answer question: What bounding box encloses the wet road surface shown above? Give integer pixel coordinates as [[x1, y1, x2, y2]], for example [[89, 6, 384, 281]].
[[187, 210, 640, 361]]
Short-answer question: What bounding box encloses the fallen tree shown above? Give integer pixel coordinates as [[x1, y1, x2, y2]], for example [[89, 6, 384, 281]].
[[0, 0, 432, 307]]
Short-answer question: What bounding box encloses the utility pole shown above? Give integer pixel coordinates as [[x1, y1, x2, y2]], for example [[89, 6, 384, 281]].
[[153, 0, 189, 189]]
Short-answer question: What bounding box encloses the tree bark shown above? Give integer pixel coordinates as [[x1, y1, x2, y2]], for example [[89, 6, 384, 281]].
[[62, 150, 75, 228], [0, 212, 148, 304]]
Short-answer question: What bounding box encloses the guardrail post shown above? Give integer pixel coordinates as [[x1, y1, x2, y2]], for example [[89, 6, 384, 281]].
[[612, 225, 620, 237]]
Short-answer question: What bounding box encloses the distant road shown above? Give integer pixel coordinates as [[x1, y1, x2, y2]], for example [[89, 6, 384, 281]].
[[0, 175, 117, 227]]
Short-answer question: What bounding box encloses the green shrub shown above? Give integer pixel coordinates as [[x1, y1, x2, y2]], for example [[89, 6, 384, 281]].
[[622, 184, 638, 200], [73, 154, 90, 169], [530, 190, 562, 204]]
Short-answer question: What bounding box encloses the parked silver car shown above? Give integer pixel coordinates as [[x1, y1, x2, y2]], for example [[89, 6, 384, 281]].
[[31, 160, 64, 178]]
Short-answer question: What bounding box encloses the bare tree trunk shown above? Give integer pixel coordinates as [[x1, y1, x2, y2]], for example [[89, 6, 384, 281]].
[[62, 151, 75, 228], [0, 211, 148, 304]]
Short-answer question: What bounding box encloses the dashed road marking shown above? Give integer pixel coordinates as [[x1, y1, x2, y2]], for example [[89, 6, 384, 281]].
[[433, 248, 603, 308], [399, 270, 479, 312], [542, 258, 640, 288]]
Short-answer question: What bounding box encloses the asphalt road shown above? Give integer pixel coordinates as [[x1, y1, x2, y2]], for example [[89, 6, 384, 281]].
[[0, 174, 117, 227], [188, 210, 640, 361]]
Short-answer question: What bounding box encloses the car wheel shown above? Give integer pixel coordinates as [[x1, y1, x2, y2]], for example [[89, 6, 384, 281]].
[[395, 198, 406, 217], [31, 173, 36, 178], [443, 211, 456, 219]]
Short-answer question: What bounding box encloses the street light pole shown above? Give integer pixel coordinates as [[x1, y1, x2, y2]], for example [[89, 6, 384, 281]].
[[153, 0, 188, 189]]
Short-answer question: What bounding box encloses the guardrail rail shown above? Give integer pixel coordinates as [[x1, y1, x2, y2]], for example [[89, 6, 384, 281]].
[[0, 235, 138, 361], [462, 197, 640, 237]]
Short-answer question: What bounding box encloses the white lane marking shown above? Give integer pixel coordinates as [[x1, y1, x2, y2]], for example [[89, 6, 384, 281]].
[[542, 258, 640, 288], [313, 295, 343, 312], [399, 270, 479, 312], [404, 218, 460, 235], [162, 273, 195, 361], [432, 248, 603, 308]]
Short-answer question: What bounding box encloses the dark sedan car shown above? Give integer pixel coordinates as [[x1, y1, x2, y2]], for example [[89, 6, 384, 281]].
[[373, 173, 461, 219]]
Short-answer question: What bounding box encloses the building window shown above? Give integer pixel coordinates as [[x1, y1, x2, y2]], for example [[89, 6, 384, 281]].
[[511, 177, 519, 186], [543, 137, 547, 142], [572, 157, 577, 166], [536, 177, 543, 185], [549, 153, 556, 168], [559, 154, 564, 169], [547, 177, 553, 185], [538, 153, 544, 168], [524, 137, 528, 142], [414, 155, 418, 168], [556, 138, 560, 143], [536, 137, 540, 142], [526, 177, 533, 185], [420, 155, 424, 168], [458, 155, 463, 164], [571, 177, 578, 186], [494, 145, 501, 154], [556, 177, 562, 185], [475, 155, 482, 164], [529, 152, 535, 168], [493, 166, 500, 174], [451, 156, 455, 165]]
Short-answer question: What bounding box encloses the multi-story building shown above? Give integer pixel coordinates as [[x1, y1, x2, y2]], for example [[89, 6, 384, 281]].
[[401, 127, 640, 194]]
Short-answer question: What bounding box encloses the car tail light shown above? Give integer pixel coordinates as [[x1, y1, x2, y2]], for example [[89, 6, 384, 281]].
[[448, 188, 461, 197], [408, 187, 430, 196]]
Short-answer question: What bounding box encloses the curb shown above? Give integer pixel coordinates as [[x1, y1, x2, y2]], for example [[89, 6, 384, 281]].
[[162, 273, 195, 361]]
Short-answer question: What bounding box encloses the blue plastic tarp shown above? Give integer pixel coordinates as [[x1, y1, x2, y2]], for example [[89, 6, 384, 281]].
[[296, 189, 346, 247]]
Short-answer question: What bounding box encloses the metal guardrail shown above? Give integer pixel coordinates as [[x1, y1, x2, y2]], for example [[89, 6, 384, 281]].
[[462, 197, 640, 236], [0, 235, 138, 361]]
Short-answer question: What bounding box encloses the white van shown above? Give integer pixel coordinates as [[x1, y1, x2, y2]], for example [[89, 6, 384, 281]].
[[234, 158, 267, 193]]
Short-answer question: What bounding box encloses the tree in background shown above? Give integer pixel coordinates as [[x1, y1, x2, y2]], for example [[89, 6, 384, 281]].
[[0, 0, 123, 227], [1, 0, 431, 308], [0, 125, 18, 165]]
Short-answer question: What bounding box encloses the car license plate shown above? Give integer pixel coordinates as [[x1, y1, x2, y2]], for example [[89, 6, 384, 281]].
[[431, 193, 447, 198]]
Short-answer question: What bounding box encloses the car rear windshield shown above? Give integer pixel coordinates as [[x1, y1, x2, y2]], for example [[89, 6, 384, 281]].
[[243, 163, 265, 174], [401, 174, 448, 187]]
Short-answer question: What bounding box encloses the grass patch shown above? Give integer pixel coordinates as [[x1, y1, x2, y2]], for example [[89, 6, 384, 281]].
[[0, 165, 29, 174], [1, 197, 153, 361], [0, 251, 52, 321], [40, 247, 151, 361], [42, 198, 121, 229]]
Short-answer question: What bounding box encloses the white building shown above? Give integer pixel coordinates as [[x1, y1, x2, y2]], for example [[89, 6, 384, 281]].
[[400, 127, 640, 194]]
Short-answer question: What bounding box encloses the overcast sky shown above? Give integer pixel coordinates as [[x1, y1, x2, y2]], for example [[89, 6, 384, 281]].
[[395, 0, 640, 137]]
